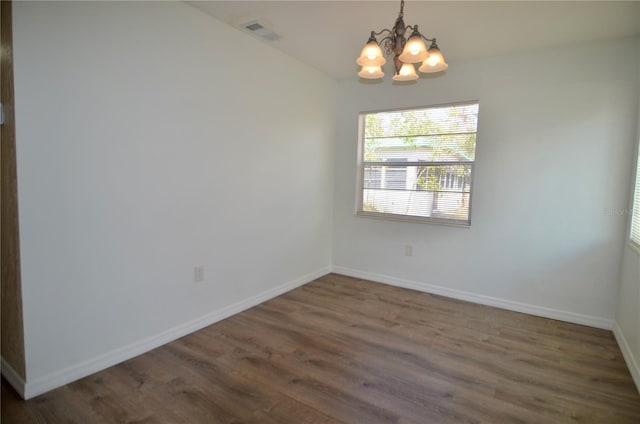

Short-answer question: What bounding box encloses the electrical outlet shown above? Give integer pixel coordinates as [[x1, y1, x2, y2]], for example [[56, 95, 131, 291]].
[[405, 244, 413, 257], [194, 266, 204, 282]]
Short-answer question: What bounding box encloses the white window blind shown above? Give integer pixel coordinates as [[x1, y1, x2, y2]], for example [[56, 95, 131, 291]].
[[357, 102, 479, 226], [630, 144, 640, 246]]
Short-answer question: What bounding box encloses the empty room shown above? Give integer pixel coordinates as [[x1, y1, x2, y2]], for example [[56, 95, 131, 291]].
[[2, 0, 640, 422]]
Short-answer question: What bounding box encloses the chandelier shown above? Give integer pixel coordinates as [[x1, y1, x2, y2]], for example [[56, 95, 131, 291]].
[[356, 0, 448, 81]]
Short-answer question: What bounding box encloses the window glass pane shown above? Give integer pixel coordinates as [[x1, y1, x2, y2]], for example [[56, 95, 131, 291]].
[[631, 146, 640, 245], [364, 103, 479, 138], [362, 164, 472, 222], [364, 134, 476, 162]]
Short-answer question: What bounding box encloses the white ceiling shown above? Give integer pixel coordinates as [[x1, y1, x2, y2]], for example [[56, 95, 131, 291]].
[[188, 1, 640, 80]]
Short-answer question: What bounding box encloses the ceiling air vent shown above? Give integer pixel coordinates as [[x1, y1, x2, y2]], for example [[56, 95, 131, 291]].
[[240, 20, 281, 41]]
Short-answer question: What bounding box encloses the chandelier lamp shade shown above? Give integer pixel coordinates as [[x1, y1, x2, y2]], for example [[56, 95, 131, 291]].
[[356, 0, 448, 81]]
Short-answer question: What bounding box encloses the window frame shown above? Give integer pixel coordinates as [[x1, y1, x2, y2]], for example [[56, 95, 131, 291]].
[[355, 101, 479, 227]]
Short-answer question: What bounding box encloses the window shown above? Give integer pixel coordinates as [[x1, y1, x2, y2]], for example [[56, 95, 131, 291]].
[[631, 141, 640, 247], [357, 102, 479, 226]]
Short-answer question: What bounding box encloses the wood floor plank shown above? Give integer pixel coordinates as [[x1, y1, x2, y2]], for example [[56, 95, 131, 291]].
[[3, 273, 639, 423]]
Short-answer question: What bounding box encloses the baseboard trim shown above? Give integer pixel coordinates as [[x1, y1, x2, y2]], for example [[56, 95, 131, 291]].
[[331, 266, 614, 330], [1, 357, 26, 398], [21, 266, 331, 400], [613, 322, 640, 394]]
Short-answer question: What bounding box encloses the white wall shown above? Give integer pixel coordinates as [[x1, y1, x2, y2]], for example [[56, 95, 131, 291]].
[[614, 39, 640, 391], [333, 37, 640, 326], [12, 1, 335, 392]]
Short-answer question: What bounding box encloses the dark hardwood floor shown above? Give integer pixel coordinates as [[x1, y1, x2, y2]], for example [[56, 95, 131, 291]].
[[3, 273, 640, 423]]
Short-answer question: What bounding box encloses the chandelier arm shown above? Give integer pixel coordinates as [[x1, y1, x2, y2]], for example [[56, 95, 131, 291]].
[[378, 35, 394, 46], [379, 36, 395, 56], [371, 28, 393, 37], [404, 24, 436, 43]]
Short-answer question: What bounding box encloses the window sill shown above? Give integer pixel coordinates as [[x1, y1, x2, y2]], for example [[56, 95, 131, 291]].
[[628, 241, 640, 257], [356, 210, 471, 228]]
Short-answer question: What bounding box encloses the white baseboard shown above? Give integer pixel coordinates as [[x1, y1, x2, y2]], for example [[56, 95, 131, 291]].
[[1, 357, 26, 398], [331, 266, 614, 330], [613, 322, 640, 394], [20, 266, 331, 400]]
